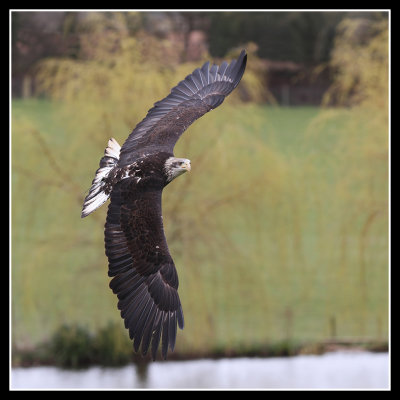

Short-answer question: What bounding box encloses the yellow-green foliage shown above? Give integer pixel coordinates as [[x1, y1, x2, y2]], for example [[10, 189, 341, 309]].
[[320, 16, 388, 266], [324, 17, 388, 110], [34, 29, 265, 150], [306, 17, 389, 341]]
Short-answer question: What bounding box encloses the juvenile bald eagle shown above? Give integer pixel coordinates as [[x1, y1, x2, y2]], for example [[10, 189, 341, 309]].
[[81, 50, 247, 360]]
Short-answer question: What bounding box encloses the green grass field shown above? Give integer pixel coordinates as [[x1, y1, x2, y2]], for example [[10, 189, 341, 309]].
[[11, 99, 388, 360]]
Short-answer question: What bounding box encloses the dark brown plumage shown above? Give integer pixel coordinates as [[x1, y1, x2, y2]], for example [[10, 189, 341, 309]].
[[81, 50, 247, 360]]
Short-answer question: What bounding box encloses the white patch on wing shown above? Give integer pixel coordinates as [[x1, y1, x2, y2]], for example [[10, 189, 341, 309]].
[[81, 137, 121, 218], [82, 191, 109, 217], [104, 137, 121, 159]]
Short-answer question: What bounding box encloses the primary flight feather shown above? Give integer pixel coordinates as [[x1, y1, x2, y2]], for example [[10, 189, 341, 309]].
[[81, 50, 247, 360]]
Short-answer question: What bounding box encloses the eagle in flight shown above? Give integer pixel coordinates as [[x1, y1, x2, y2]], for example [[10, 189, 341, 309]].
[[81, 50, 247, 360]]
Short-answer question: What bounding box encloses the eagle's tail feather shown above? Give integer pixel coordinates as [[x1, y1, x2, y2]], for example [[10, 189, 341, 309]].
[[81, 138, 121, 218]]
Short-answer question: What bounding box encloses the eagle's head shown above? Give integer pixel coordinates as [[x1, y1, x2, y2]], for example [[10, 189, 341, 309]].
[[164, 157, 191, 183]]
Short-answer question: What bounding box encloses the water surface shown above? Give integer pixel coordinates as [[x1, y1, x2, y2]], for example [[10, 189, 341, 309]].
[[11, 351, 389, 390]]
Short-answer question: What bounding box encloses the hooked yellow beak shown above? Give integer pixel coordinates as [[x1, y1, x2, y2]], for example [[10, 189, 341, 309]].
[[181, 160, 191, 172]]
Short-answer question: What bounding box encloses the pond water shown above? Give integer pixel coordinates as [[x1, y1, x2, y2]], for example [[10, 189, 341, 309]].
[[11, 351, 389, 390]]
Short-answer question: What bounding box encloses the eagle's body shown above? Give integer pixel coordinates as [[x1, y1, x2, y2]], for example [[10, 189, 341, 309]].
[[81, 50, 247, 360]]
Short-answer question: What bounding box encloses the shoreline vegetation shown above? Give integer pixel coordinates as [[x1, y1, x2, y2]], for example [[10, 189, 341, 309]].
[[12, 323, 388, 369]]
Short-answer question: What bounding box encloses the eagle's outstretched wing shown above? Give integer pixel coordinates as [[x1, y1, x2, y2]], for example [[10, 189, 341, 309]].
[[83, 51, 247, 360], [118, 50, 247, 166], [105, 177, 184, 360]]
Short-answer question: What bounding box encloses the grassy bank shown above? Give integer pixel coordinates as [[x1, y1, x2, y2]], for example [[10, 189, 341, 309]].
[[11, 99, 388, 363], [12, 322, 388, 368]]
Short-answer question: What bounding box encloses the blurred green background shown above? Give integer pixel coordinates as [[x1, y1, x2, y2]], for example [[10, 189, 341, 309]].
[[11, 11, 389, 364]]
